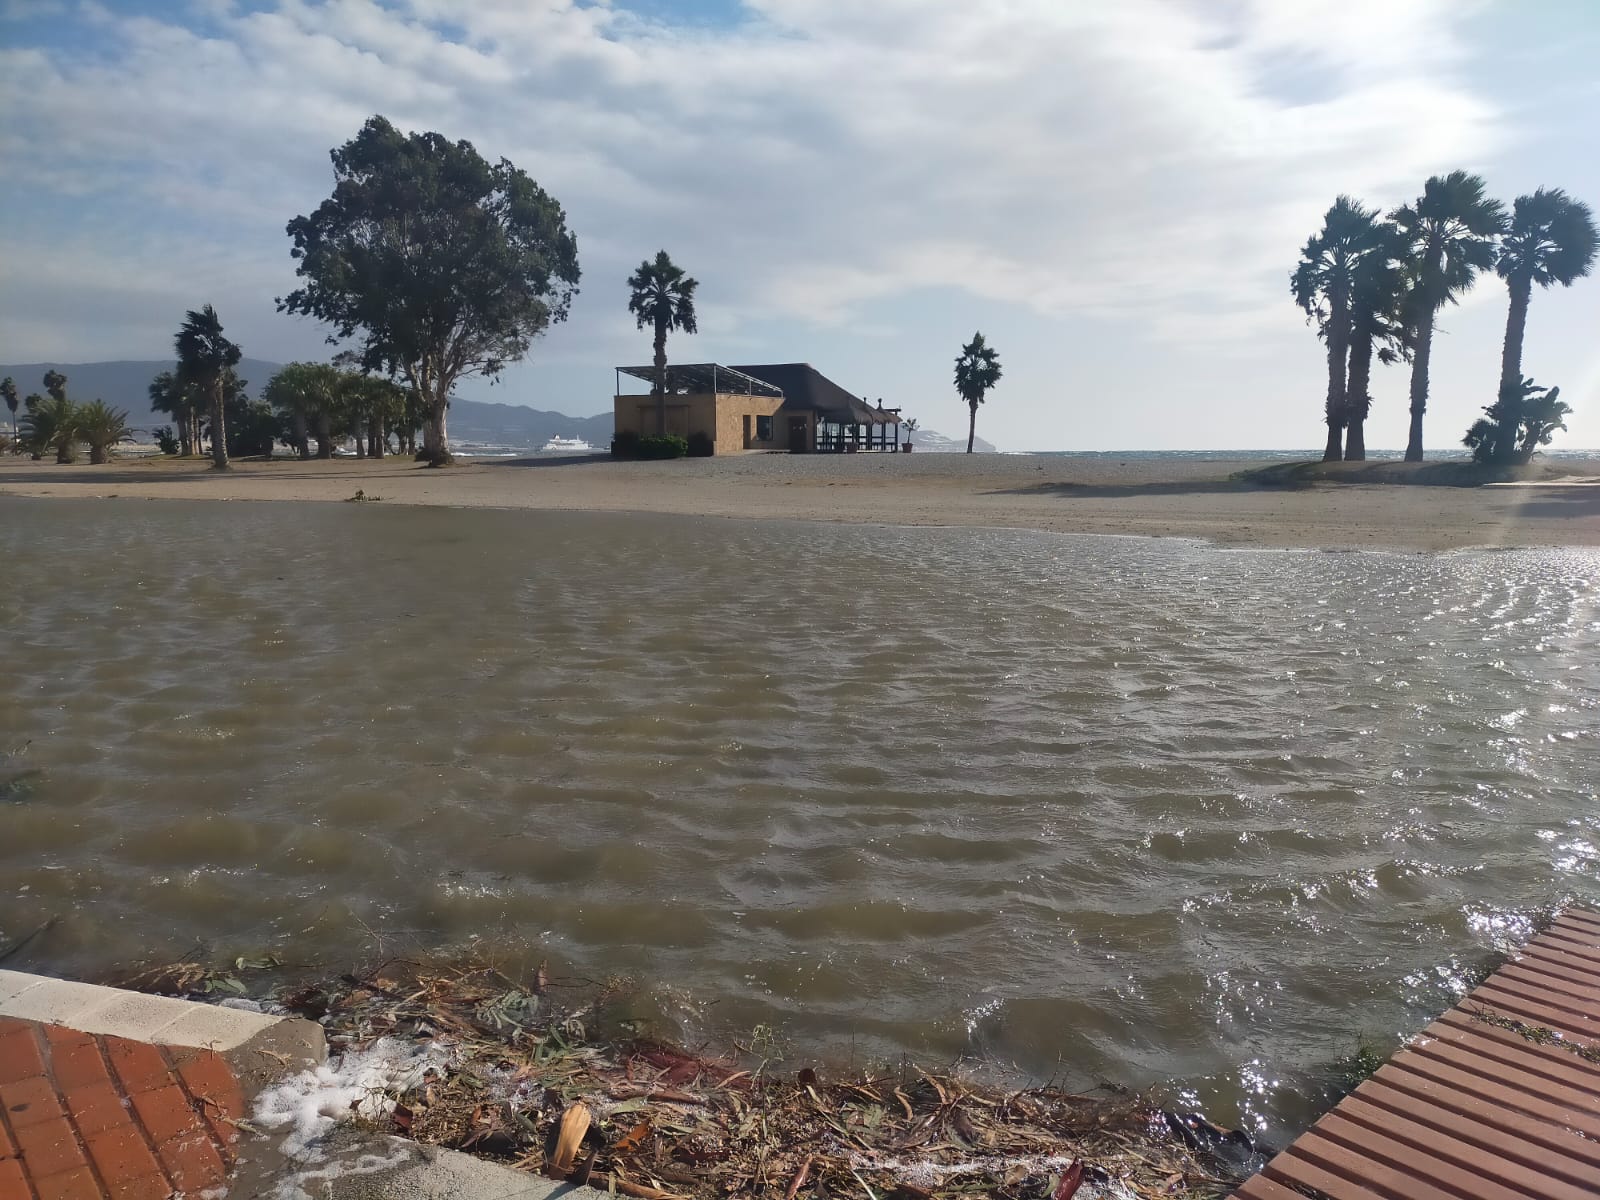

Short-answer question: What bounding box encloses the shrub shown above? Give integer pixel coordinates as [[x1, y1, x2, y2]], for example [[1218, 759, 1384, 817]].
[[611, 430, 641, 458], [687, 431, 714, 457], [153, 426, 181, 455], [79, 399, 132, 464], [638, 434, 688, 460]]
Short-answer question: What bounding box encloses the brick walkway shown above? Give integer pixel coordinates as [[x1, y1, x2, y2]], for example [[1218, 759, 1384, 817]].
[[0, 1017, 244, 1200]]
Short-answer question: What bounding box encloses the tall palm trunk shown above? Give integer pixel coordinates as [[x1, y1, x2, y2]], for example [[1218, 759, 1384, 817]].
[[1493, 273, 1532, 464], [1404, 315, 1432, 462], [653, 312, 668, 437], [293, 409, 309, 459], [316, 411, 333, 459], [1344, 328, 1374, 461], [210, 379, 229, 470], [1404, 248, 1442, 463], [1322, 287, 1350, 462], [966, 402, 977, 453]]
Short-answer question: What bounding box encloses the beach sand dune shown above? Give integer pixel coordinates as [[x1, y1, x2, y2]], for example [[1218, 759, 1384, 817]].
[[3, 452, 1598, 551]]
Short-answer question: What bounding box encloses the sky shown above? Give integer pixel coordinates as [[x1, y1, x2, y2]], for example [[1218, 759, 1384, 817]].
[[2, 0, 1598, 451]]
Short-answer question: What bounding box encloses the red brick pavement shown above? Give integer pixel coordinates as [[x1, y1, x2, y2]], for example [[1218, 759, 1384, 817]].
[[0, 1017, 244, 1200]]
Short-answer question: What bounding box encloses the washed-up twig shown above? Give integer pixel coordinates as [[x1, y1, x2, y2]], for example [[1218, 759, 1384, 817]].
[[783, 1155, 814, 1200]]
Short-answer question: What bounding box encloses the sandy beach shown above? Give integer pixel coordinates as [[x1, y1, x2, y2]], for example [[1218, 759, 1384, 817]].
[[3, 452, 1599, 551]]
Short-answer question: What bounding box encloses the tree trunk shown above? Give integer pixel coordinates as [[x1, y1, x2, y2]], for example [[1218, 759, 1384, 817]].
[[1343, 328, 1373, 461], [293, 410, 309, 459], [1493, 274, 1531, 464], [1404, 313, 1433, 462], [369, 416, 383, 459], [421, 398, 452, 465], [966, 402, 977, 453], [1322, 420, 1343, 463], [210, 380, 229, 470], [1322, 288, 1349, 462], [653, 314, 668, 437], [315, 412, 333, 459], [180, 412, 193, 457], [90, 445, 108, 465]]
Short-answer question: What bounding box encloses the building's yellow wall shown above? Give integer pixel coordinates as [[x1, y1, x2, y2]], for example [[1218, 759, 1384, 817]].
[[613, 392, 785, 454]]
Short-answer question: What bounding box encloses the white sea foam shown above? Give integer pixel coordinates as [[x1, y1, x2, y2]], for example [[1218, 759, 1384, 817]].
[[251, 1037, 454, 1163]]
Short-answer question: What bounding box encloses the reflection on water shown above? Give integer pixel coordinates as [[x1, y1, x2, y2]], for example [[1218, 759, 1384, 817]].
[[1, 498, 1597, 1137]]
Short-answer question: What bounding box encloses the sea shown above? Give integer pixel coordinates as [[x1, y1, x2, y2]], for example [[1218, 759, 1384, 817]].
[[1, 498, 1596, 1141]]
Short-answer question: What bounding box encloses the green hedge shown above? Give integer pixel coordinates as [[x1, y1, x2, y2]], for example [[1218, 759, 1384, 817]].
[[611, 432, 689, 459]]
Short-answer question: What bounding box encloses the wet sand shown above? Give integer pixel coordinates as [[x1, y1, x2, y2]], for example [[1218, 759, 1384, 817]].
[[3, 452, 1598, 551]]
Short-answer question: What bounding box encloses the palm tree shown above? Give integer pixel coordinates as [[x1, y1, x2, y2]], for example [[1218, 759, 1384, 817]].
[[175, 305, 242, 470], [1488, 188, 1597, 463], [78, 400, 131, 464], [1389, 171, 1506, 461], [1291, 197, 1388, 461], [954, 332, 1002, 453], [149, 368, 203, 456], [42, 369, 67, 403], [264, 363, 331, 459], [1, 377, 17, 440], [1342, 224, 1412, 461], [627, 251, 699, 436], [1465, 377, 1569, 464], [21, 395, 80, 463]]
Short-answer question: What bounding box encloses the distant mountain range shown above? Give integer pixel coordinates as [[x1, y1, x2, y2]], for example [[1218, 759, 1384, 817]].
[[0, 360, 988, 452], [0, 360, 611, 449]]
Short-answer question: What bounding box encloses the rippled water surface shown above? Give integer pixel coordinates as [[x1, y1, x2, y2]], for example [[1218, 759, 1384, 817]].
[[2, 498, 1597, 1136]]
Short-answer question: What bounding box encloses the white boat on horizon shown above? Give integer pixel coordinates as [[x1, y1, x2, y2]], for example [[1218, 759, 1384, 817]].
[[540, 435, 595, 453]]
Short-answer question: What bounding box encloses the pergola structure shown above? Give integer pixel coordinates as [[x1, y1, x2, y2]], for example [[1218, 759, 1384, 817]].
[[615, 364, 782, 400]]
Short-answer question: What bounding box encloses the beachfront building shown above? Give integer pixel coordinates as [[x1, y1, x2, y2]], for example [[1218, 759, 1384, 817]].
[[612, 362, 902, 454]]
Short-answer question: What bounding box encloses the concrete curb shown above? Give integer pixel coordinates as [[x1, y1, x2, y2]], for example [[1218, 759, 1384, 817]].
[[231, 1126, 612, 1200], [0, 968, 325, 1089]]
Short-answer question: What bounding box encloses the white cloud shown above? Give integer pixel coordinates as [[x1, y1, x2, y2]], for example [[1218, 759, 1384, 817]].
[[8, 0, 1583, 450]]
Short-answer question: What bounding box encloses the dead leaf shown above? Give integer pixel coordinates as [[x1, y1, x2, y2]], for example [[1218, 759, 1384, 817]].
[[547, 1102, 591, 1177], [615, 1121, 651, 1154]]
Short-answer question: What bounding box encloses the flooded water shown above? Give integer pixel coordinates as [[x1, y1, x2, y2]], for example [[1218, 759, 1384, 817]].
[[2, 498, 1597, 1138]]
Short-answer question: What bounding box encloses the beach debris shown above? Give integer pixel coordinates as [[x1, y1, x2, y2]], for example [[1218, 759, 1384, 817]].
[[211, 959, 1256, 1200], [345, 488, 381, 502]]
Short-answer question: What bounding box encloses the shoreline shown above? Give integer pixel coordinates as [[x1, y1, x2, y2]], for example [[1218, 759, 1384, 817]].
[[3, 452, 1599, 552]]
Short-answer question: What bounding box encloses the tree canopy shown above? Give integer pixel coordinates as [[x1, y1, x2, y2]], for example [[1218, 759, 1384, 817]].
[[280, 114, 581, 464]]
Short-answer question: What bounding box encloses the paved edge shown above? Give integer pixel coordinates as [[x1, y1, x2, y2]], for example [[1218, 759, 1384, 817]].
[[229, 1126, 612, 1200], [0, 969, 325, 1086], [0, 971, 603, 1198]]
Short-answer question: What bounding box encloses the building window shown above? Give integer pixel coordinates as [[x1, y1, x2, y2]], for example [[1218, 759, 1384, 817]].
[[756, 415, 774, 441]]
